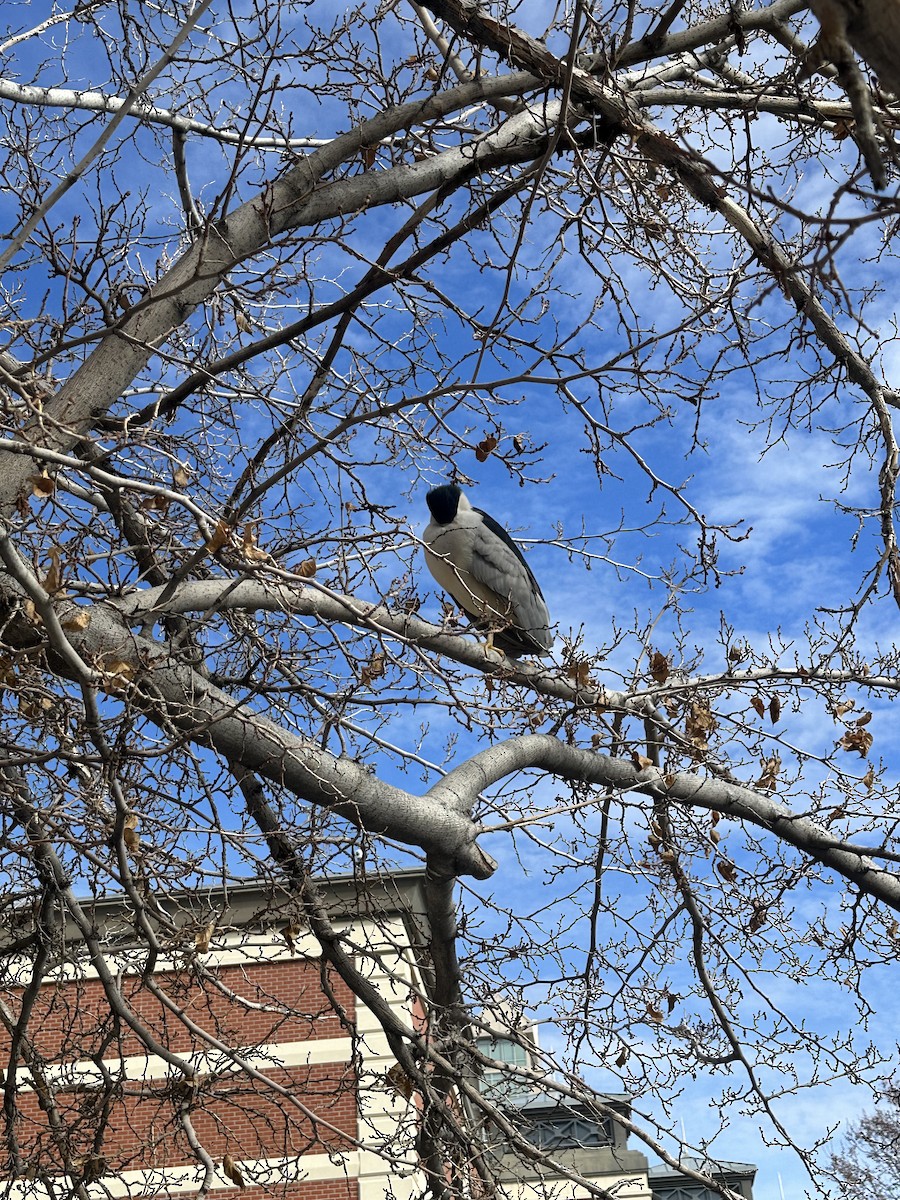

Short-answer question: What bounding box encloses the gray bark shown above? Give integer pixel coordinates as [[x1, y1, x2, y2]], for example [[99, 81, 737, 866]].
[[23, 598, 495, 879], [809, 0, 900, 93]]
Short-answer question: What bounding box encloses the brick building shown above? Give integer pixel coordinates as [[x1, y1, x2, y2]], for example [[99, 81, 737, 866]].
[[0, 873, 754, 1200], [2, 873, 430, 1200]]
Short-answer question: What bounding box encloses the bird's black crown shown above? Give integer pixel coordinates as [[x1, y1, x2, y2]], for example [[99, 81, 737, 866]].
[[426, 484, 462, 525]]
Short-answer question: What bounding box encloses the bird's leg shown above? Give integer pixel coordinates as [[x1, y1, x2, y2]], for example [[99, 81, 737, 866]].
[[482, 627, 506, 661], [473, 601, 505, 660]]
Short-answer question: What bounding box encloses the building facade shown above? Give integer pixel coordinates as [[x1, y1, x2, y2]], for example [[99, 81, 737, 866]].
[[0, 874, 754, 1200], [2, 874, 430, 1200]]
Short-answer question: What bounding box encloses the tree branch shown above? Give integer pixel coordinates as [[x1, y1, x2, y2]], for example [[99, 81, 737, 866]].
[[5, 597, 495, 878], [430, 734, 900, 910]]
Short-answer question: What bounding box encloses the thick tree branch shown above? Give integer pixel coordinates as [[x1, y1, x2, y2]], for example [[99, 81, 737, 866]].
[[0, 72, 559, 518], [0, 0, 217, 273], [809, 0, 900, 94], [119, 578, 900, 904], [430, 734, 900, 911], [616, 0, 807, 67], [117, 576, 900, 700], [425, 0, 899, 407], [4, 597, 494, 878]]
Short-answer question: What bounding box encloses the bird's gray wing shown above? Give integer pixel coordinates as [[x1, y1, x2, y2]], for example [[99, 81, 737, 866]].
[[470, 509, 551, 648]]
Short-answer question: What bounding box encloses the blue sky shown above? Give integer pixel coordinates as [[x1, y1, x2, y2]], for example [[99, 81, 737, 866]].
[[3, 2, 900, 1198], [413, 344, 900, 1198], [281, 148, 897, 1200]]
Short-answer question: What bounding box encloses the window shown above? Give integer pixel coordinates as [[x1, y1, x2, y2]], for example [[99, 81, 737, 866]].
[[475, 1035, 532, 1102]]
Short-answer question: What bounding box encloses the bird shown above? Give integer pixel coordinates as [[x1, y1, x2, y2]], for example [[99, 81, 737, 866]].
[[423, 484, 552, 658]]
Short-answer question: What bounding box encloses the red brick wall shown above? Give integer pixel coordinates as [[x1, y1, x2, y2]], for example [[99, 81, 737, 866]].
[[0, 957, 363, 1183], [11, 1062, 358, 1174], [2, 959, 356, 1065]]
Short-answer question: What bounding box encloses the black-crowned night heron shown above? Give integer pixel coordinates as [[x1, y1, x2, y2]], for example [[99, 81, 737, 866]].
[[423, 484, 553, 658]]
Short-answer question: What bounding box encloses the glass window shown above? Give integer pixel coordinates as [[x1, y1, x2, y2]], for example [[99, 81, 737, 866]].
[[475, 1035, 531, 1101]]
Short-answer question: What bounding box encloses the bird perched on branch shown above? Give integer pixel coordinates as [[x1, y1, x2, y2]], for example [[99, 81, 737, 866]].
[[423, 483, 552, 658]]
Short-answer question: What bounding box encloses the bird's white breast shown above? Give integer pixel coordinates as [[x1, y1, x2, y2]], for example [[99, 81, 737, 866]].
[[423, 516, 514, 622]]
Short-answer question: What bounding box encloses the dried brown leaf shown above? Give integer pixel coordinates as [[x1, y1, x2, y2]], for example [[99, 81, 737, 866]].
[[686, 700, 716, 758], [104, 659, 135, 683], [195, 921, 215, 953], [222, 1153, 245, 1188], [206, 520, 233, 553], [838, 728, 873, 757], [686, 700, 715, 734], [475, 434, 499, 462], [649, 650, 669, 684], [716, 859, 737, 883], [385, 1061, 415, 1100], [241, 525, 270, 563], [123, 814, 140, 852], [29, 472, 55, 499], [748, 905, 768, 934], [141, 493, 169, 513], [19, 695, 54, 720], [281, 923, 302, 954], [61, 608, 91, 632], [77, 1155, 107, 1183], [832, 118, 852, 141], [755, 754, 781, 791], [567, 660, 591, 687], [42, 547, 63, 595], [361, 652, 385, 687]]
